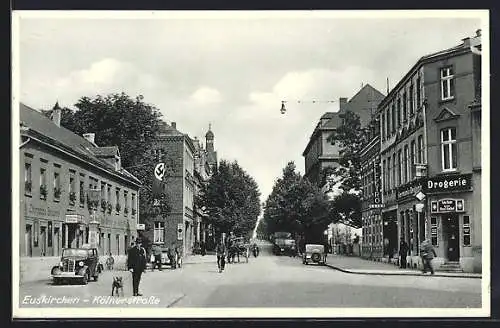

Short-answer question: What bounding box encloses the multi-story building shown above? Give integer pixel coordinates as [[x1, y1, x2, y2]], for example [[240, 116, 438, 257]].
[[378, 30, 482, 272], [149, 121, 195, 256], [20, 103, 141, 282], [192, 127, 218, 250], [360, 117, 383, 259], [303, 84, 385, 186]]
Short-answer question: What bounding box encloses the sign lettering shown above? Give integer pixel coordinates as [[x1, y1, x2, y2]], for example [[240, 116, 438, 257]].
[[424, 174, 472, 193]]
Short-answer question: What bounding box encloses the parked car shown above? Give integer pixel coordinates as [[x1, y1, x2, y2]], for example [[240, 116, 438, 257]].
[[160, 247, 182, 269], [302, 244, 326, 265], [51, 245, 101, 285]]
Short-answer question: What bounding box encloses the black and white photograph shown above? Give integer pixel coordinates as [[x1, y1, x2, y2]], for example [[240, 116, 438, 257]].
[[12, 10, 490, 318]]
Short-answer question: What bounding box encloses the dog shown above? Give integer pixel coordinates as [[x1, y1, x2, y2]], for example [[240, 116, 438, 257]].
[[111, 276, 124, 297]]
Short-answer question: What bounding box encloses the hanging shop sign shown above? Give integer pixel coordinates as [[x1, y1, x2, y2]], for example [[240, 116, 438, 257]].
[[65, 214, 84, 224], [430, 199, 465, 213], [424, 174, 472, 193], [396, 179, 423, 200]]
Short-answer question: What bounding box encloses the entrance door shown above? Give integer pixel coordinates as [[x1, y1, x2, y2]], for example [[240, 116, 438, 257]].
[[40, 226, 47, 256], [25, 224, 32, 256], [443, 214, 459, 261], [54, 227, 60, 256]]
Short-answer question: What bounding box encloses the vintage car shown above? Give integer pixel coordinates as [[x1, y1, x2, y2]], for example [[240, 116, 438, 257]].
[[273, 238, 297, 256], [302, 244, 326, 265], [51, 246, 101, 285]]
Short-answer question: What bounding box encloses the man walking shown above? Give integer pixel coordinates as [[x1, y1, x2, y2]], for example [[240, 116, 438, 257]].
[[127, 238, 147, 296], [216, 238, 227, 273], [420, 239, 437, 275], [399, 238, 409, 269]]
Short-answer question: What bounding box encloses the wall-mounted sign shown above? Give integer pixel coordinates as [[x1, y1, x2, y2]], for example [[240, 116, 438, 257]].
[[396, 179, 423, 200], [136, 223, 145, 231], [369, 204, 384, 209], [154, 163, 165, 181], [431, 199, 465, 213], [424, 174, 472, 193], [65, 214, 83, 224]]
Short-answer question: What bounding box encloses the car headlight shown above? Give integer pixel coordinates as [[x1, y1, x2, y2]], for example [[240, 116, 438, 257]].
[[78, 261, 84, 267]]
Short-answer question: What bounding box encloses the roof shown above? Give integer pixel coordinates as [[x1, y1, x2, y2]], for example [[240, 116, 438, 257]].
[[378, 36, 474, 110], [90, 146, 119, 157], [20, 103, 141, 187]]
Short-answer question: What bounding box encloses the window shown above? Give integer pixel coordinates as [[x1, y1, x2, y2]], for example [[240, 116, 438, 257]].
[[430, 217, 438, 246], [154, 222, 164, 243], [396, 98, 401, 128], [440, 67, 455, 100], [381, 113, 385, 140], [115, 188, 121, 212], [69, 171, 76, 205], [53, 169, 61, 201], [386, 156, 392, 190], [24, 162, 32, 194], [107, 184, 111, 202], [403, 91, 408, 121], [416, 77, 421, 108], [79, 174, 85, 206], [132, 193, 137, 216], [463, 216, 471, 246], [397, 150, 403, 186], [392, 154, 397, 189], [441, 128, 457, 171], [410, 140, 416, 180], [409, 84, 414, 115], [124, 190, 129, 215], [386, 109, 391, 137], [40, 167, 47, 200], [403, 145, 409, 184], [417, 135, 424, 164], [382, 159, 386, 192], [391, 103, 396, 134]]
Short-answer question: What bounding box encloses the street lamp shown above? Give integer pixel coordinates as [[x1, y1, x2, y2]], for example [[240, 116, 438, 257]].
[[280, 100, 337, 114]]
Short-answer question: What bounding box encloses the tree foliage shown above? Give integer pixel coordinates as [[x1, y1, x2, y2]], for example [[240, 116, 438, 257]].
[[42, 93, 170, 232], [325, 110, 368, 229], [199, 160, 261, 238], [263, 162, 331, 243]]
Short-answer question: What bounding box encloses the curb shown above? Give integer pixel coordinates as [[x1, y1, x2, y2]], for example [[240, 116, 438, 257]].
[[325, 264, 481, 279]]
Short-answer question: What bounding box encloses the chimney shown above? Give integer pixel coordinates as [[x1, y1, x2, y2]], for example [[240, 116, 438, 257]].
[[339, 97, 348, 112], [462, 37, 471, 47], [83, 133, 96, 144], [52, 102, 61, 127], [171, 122, 177, 129]]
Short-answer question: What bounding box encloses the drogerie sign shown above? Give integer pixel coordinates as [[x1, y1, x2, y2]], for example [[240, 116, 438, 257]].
[[424, 173, 472, 193]]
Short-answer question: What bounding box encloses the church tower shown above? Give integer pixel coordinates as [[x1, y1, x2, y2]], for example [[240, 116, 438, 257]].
[[205, 123, 217, 173]]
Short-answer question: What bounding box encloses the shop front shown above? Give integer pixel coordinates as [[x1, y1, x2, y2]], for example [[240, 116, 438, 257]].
[[424, 173, 477, 272]]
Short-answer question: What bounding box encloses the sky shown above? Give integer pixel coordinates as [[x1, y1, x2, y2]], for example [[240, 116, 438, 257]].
[[15, 11, 484, 208]]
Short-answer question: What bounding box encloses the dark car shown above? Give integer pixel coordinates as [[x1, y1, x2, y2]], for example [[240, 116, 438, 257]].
[[51, 246, 101, 285], [273, 238, 297, 256]]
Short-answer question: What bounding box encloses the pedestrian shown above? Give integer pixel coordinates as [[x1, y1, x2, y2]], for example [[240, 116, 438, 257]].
[[216, 238, 227, 273], [127, 238, 147, 296], [201, 241, 206, 256], [420, 239, 437, 275], [151, 244, 162, 271], [168, 242, 177, 269], [399, 238, 409, 269]]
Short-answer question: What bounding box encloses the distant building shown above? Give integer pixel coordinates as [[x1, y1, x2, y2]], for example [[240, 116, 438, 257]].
[[302, 84, 385, 186], [377, 30, 482, 272], [20, 102, 141, 281]]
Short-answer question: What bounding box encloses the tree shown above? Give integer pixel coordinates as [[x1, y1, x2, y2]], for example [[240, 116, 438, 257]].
[[263, 162, 331, 243], [42, 93, 170, 234], [325, 110, 369, 229], [199, 160, 261, 239]]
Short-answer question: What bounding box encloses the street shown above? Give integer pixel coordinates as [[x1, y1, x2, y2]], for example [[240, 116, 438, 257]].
[[19, 241, 481, 308]]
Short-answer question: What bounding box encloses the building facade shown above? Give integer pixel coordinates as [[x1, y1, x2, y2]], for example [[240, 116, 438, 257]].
[[303, 84, 385, 186], [377, 30, 482, 272], [360, 120, 383, 260], [20, 103, 141, 281]]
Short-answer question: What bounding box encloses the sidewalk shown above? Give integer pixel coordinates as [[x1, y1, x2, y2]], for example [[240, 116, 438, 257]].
[[326, 255, 482, 279]]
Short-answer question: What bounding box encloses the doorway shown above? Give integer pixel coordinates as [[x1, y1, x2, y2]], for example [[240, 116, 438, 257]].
[[54, 226, 60, 256], [25, 224, 32, 256], [40, 226, 47, 256], [443, 213, 459, 262]]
